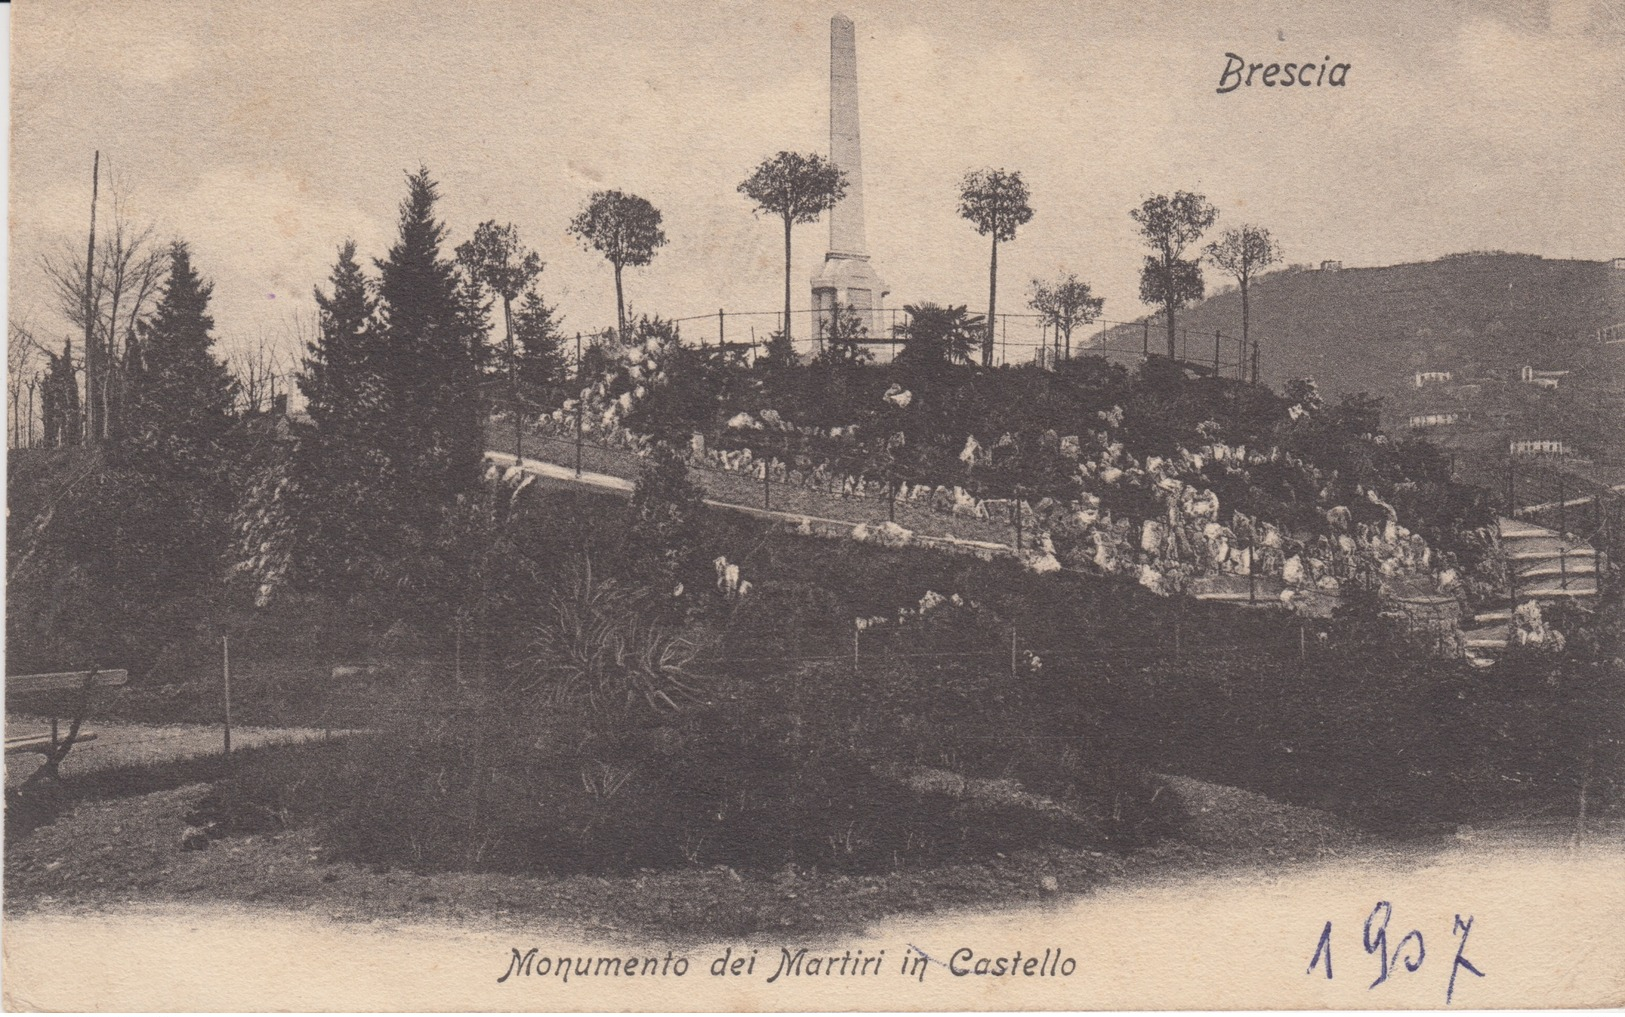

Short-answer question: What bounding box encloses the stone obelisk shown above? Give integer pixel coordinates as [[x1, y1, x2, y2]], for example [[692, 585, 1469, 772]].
[[811, 13, 887, 345]]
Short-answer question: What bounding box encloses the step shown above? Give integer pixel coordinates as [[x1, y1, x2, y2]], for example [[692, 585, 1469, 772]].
[[1516, 561, 1598, 579], [1462, 624, 1508, 647], [1472, 609, 1512, 624], [1499, 521, 1554, 539], [1516, 582, 1599, 597], [1507, 543, 1595, 560]]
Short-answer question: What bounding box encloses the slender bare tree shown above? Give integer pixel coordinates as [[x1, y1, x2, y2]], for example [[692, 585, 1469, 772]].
[[7, 320, 44, 448], [39, 165, 166, 441]]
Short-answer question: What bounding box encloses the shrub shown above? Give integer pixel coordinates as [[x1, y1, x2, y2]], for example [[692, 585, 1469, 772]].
[[523, 561, 710, 733]]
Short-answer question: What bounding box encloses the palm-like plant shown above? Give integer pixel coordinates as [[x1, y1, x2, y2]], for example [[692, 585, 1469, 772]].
[[892, 303, 985, 367]]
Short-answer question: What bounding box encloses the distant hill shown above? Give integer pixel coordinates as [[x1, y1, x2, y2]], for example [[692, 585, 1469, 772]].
[[1092, 253, 1625, 398]]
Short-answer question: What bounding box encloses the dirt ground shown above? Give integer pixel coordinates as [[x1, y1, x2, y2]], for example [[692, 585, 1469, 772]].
[[7, 720, 1621, 1013], [4, 716, 334, 789], [3, 718, 1388, 941], [6, 786, 1621, 1010]]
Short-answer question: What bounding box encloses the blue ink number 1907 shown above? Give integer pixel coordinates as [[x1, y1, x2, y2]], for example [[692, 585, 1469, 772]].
[[1306, 902, 1484, 1005]]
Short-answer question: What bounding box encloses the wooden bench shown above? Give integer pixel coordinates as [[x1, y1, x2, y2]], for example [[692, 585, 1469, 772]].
[[5, 669, 128, 787]]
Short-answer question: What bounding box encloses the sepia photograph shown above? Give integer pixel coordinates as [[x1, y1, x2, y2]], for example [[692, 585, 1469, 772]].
[[4, 0, 1623, 1010]]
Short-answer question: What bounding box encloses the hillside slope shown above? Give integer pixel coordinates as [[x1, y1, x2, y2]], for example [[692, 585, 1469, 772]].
[[1094, 253, 1625, 398]]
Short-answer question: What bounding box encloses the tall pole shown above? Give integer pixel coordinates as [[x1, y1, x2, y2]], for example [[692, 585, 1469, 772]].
[[221, 635, 232, 756], [506, 295, 522, 466], [574, 331, 584, 479], [81, 152, 100, 444]]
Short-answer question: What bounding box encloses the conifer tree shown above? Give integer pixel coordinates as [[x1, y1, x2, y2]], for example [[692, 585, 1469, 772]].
[[301, 240, 377, 438], [270, 240, 384, 599], [113, 240, 238, 615], [372, 167, 485, 513], [124, 241, 237, 462], [512, 288, 567, 395]]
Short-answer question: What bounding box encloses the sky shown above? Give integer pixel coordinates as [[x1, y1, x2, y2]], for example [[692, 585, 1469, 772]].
[[10, 0, 1625, 369]]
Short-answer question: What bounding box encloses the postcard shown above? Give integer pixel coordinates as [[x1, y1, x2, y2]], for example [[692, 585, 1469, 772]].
[[5, 0, 1623, 1010]]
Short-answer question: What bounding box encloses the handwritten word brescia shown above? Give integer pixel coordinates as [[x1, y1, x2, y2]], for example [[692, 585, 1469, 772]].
[[1217, 52, 1351, 92]]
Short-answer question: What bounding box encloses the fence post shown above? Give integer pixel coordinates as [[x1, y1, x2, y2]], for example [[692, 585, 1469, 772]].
[[888, 478, 896, 522], [1143, 318, 1149, 355], [1251, 341, 1260, 384], [1558, 469, 1566, 537], [221, 635, 232, 756], [853, 621, 860, 676], [1010, 626, 1018, 680], [1012, 486, 1023, 551], [763, 466, 771, 511], [718, 307, 724, 349], [1214, 330, 1221, 375], [574, 332, 584, 479]]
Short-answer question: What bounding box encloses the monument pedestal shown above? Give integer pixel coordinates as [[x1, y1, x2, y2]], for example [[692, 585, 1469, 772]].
[[812, 252, 889, 346]]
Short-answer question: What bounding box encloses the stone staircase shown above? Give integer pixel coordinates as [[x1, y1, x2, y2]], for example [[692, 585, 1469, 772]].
[[1462, 517, 1601, 666]]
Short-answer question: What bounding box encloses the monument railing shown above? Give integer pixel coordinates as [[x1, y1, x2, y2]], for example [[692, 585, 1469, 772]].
[[657, 307, 1258, 379]]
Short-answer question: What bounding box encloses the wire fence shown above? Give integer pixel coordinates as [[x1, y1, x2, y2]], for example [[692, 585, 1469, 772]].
[[662, 307, 1258, 379], [91, 612, 1332, 742]]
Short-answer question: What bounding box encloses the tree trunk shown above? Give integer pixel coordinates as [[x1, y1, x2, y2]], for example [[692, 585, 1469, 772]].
[[1165, 298, 1178, 359], [82, 152, 100, 444], [504, 294, 521, 463], [984, 234, 999, 367], [613, 263, 626, 339], [783, 215, 794, 342], [1240, 277, 1251, 346]]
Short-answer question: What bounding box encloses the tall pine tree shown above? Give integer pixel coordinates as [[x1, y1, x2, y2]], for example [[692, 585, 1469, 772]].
[[269, 240, 386, 600], [372, 167, 485, 514], [512, 288, 566, 395], [101, 241, 238, 647], [124, 242, 237, 464], [301, 240, 378, 438]]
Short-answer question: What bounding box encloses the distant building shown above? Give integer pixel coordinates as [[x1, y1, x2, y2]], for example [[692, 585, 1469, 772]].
[[1413, 370, 1452, 388], [1408, 411, 1460, 428], [1510, 439, 1569, 456], [1520, 365, 1570, 389], [1610, 257, 1625, 271], [1319, 260, 1343, 272]]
